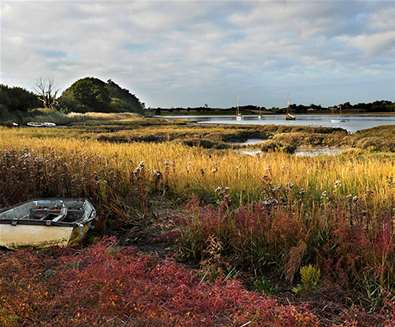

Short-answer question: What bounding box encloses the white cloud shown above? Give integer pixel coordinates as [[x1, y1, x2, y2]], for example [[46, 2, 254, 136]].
[[339, 31, 395, 55], [0, 0, 394, 107]]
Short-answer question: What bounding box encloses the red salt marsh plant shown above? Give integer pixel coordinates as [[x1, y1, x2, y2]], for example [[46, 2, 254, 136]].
[[0, 238, 322, 327]]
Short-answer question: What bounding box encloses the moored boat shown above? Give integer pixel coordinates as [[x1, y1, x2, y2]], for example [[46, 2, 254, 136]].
[[235, 96, 243, 121], [285, 113, 296, 120], [285, 99, 296, 120], [0, 198, 96, 249]]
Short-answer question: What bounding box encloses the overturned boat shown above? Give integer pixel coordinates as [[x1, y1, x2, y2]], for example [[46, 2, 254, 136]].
[[0, 198, 96, 249]]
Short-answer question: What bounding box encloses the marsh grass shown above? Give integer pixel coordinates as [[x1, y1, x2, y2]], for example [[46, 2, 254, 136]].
[[0, 128, 393, 210], [0, 125, 394, 316]]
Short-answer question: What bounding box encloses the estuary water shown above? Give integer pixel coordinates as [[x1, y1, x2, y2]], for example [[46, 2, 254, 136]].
[[160, 114, 395, 132]]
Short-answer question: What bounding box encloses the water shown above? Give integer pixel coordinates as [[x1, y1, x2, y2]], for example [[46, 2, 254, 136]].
[[159, 114, 395, 132], [234, 138, 265, 145], [237, 146, 348, 157], [294, 147, 347, 157]]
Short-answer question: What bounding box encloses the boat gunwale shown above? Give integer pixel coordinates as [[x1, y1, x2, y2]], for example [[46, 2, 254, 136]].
[[0, 198, 96, 227]]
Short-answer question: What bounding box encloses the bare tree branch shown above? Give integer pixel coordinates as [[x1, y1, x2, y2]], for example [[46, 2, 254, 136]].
[[34, 78, 59, 109]]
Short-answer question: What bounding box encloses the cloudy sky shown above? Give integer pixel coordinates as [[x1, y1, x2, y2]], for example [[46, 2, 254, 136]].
[[1, 0, 395, 107]]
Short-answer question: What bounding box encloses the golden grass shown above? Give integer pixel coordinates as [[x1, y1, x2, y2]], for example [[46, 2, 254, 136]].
[[66, 111, 142, 121], [1, 127, 393, 212]]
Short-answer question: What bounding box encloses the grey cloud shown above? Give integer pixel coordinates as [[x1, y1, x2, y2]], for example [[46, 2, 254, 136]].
[[1, 0, 394, 107]]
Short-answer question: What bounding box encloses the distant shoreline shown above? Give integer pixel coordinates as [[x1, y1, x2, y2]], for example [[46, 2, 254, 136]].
[[153, 111, 395, 117]]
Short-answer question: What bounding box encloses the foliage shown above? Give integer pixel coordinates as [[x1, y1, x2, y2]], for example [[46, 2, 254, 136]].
[[253, 277, 277, 295], [59, 77, 110, 112], [58, 77, 144, 113], [106, 79, 144, 113], [292, 265, 321, 295], [0, 238, 321, 327], [0, 84, 40, 113], [177, 200, 395, 303]]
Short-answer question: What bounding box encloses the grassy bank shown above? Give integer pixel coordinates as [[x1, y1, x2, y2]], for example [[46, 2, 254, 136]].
[[3, 119, 395, 153], [0, 109, 147, 126]]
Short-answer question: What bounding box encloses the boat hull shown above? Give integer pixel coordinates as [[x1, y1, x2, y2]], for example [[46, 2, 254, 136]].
[[285, 114, 296, 120], [0, 222, 89, 249]]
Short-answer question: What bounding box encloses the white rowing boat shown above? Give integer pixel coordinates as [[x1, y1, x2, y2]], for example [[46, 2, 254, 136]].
[[0, 198, 96, 249]]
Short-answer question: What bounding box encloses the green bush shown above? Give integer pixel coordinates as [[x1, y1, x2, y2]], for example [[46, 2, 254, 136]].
[[0, 84, 40, 113]]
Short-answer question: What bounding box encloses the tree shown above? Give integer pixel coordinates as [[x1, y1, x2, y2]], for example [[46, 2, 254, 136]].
[[58, 77, 144, 113], [34, 78, 59, 109], [0, 84, 40, 113], [59, 77, 111, 112]]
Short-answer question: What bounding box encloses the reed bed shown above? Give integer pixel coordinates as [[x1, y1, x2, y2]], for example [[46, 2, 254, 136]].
[[0, 128, 393, 212]]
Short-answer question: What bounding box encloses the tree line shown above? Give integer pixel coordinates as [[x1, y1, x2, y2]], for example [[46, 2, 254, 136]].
[[0, 77, 145, 116], [151, 101, 395, 115], [1, 77, 394, 116]]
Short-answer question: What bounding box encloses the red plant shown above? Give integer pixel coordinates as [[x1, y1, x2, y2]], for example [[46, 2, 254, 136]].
[[0, 238, 320, 327]]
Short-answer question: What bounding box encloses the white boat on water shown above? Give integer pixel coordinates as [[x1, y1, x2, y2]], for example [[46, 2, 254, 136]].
[[285, 99, 296, 120], [235, 96, 242, 121], [285, 113, 296, 120], [0, 198, 96, 249]]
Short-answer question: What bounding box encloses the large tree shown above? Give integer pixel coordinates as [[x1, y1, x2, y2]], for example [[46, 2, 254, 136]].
[[58, 77, 144, 113]]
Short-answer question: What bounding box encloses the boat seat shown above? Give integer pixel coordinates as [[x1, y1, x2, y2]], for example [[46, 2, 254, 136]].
[[29, 207, 68, 222]]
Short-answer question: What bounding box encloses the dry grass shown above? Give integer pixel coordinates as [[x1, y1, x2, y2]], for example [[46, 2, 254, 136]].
[[66, 111, 142, 121], [0, 128, 393, 212]]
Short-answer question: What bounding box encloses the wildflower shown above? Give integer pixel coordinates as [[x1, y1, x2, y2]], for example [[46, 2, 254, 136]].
[[215, 186, 230, 195], [262, 198, 278, 208], [320, 191, 329, 202], [334, 180, 342, 189], [153, 170, 162, 179], [133, 161, 145, 177]]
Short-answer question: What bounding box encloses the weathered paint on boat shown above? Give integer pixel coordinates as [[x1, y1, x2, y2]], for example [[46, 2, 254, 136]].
[[0, 224, 74, 249], [0, 198, 96, 249]]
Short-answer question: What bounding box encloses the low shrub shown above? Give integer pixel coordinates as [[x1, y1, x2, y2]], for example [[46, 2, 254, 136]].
[[292, 265, 321, 295]]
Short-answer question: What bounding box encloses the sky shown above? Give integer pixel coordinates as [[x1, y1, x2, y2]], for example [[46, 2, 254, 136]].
[[1, 0, 395, 108]]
